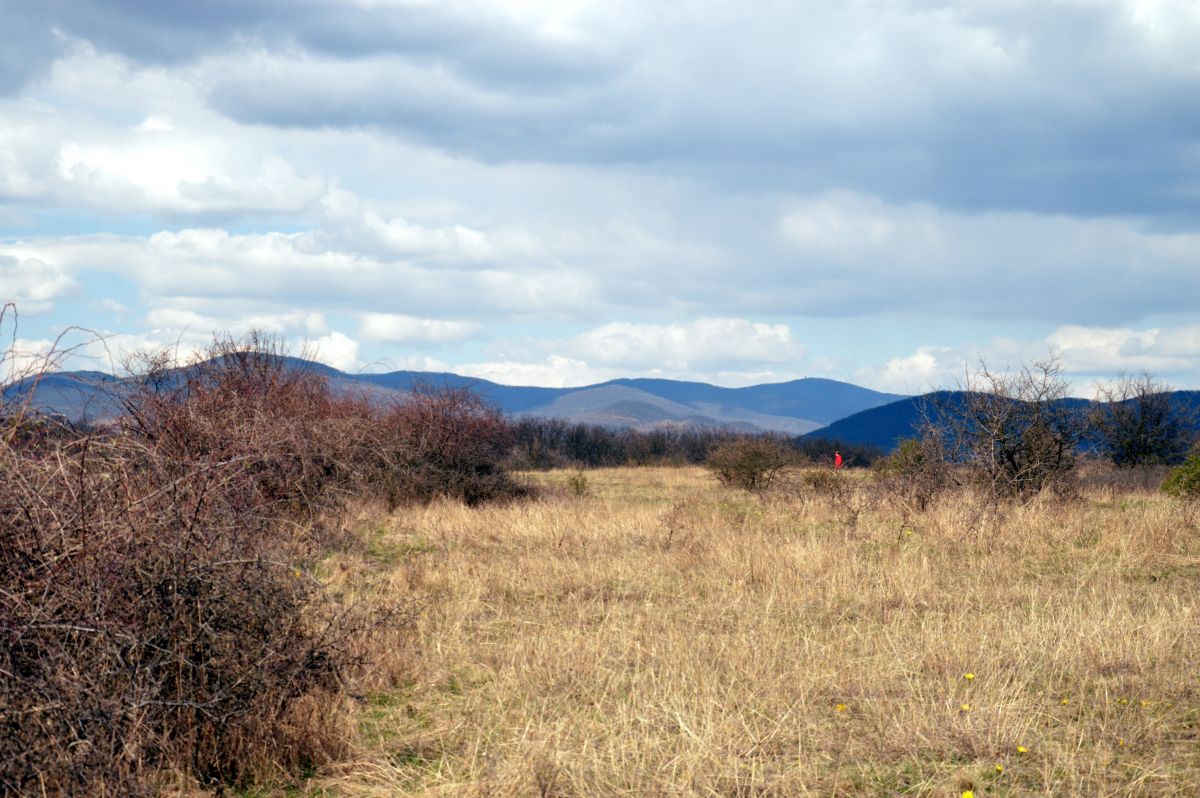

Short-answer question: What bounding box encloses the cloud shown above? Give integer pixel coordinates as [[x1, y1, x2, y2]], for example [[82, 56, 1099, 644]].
[[0, 45, 327, 218], [94, 297, 128, 315], [8, 1, 1200, 216], [1, 338, 57, 382], [566, 318, 806, 371], [0, 7, 66, 94], [857, 321, 1200, 394], [309, 330, 361, 371], [5, 0, 1200, 393], [0, 255, 76, 314], [457, 355, 609, 388], [448, 318, 812, 388], [13, 227, 601, 320], [141, 306, 330, 339], [774, 191, 1200, 323], [1048, 324, 1200, 378], [862, 346, 968, 394], [358, 312, 480, 344]]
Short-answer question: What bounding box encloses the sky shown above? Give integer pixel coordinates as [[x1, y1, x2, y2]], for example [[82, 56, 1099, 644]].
[[2, 0, 1200, 394]]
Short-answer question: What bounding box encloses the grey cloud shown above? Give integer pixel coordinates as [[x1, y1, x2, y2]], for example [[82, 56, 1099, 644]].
[[0, 6, 66, 94], [202, 2, 1200, 217], [9, 0, 1200, 216], [16, 0, 621, 96]]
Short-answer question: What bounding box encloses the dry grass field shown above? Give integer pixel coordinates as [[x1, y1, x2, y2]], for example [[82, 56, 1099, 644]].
[[304, 466, 1200, 797]]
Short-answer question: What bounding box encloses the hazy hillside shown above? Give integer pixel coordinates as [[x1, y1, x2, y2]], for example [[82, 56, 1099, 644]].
[[513, 384, 777, 432], [4, 358, 905, 434]]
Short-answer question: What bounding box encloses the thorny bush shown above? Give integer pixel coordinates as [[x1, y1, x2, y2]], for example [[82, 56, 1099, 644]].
[[0, 329, 527, 795], [362, 385, 529, 508]]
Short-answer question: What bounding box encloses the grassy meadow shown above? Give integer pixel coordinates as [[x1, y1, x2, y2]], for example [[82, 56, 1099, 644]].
[[292, 466, 1200, 797]]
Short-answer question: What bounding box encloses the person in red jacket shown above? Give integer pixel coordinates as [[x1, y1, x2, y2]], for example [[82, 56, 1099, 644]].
[[834, 451, 843, 470]]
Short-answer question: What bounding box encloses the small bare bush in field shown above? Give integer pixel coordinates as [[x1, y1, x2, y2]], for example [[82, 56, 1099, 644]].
[[705, 437, 795, 492], [1162, 449, 1200, 500], [566, 470, 591, 498], [801, 468, 876, 529], [875, 435, 953, 521], [925, 356, 1084, 502]]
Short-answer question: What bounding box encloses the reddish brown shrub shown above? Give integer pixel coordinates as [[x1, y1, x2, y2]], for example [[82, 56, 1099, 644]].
[[363, 385, 529, 508], [0, 331, 402, 795]]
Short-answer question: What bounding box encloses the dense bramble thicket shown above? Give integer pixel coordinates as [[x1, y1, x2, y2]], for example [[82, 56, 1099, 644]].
[[0, 330, 521, 796]]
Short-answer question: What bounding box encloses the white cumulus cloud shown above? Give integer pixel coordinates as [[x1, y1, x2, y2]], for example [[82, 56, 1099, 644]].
[[358, 312, 481, 344]]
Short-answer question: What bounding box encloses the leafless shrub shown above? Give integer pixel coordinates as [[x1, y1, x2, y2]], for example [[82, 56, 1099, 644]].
[[923, 356, 1085, 502], [705, 437, 795, 492], [361, 385, 530, 508], [874, 436, 954, 531], [800, 468, 877, 529], [1089, 371, 1198, 467], [0, 328, 409, 796], [117, 331, 363, 521]]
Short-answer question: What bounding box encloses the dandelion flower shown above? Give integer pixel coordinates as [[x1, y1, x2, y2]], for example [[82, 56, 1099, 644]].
[[963, 673, 976, 681], [1017, 745, 1029, 754]]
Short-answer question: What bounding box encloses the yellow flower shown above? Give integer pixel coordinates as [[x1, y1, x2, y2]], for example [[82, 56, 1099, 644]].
[[1117, 698, 1128, 705], [960, 703, 971, 711], [962, 791, 975, 798], [1117, 738, 1125, 747], [835, 703, 847, 713], [1060, 698, 1070, 705], [994, 764, 1004, 774], [1017, 745, 1029, 754], [963, 673, 976, 681]]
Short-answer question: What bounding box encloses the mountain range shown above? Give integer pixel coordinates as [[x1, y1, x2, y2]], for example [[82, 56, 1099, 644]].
[[10, 360, 1200, 452], [3, 358, 905, 436]]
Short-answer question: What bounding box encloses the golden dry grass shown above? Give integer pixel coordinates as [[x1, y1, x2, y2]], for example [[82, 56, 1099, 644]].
[[309, 467, 1200, 797]]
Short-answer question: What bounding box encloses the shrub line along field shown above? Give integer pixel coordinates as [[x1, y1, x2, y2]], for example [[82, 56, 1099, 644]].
[[313, 466, 1200, 797]]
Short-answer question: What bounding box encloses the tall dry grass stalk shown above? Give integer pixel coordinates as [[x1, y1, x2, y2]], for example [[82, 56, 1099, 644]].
[[322, 467, 1200, 797]]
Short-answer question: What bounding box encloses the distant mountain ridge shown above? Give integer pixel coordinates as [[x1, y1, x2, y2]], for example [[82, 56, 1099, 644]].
[[3, 357, 905, 434]]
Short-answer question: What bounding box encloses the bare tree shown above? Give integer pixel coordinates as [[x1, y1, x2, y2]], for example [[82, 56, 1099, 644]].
[[1089, 371, 1198, 467], [925, 355, 1085, 500]]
